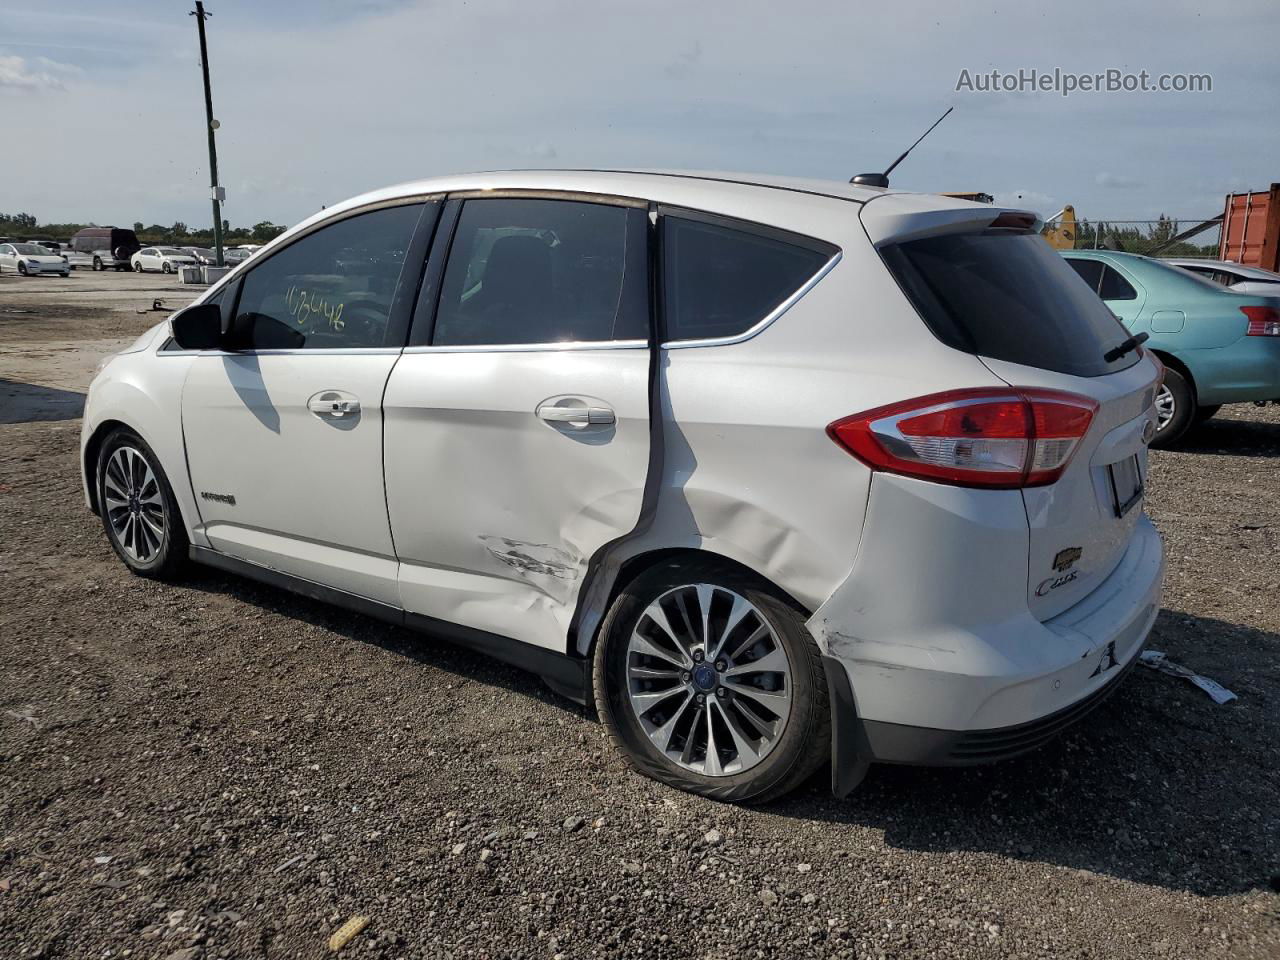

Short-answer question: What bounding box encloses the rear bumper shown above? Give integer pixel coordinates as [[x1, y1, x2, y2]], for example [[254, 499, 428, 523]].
[[814, 501, 1163, 795], [857, 647, 1140, 764]]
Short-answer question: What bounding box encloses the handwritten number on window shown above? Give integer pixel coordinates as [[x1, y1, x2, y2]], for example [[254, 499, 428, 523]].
[[285, 285, 345, 332]]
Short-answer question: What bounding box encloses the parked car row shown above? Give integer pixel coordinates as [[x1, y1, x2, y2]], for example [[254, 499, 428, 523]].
[[1062, 251, 1280, 445], [177, 246, 253, 267], [83, 170, 1170, 803], [1, 232, 262, 277]]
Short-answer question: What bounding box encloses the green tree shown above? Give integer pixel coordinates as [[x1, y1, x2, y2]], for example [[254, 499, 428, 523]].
[[251, 221, 286, 243], [171, 221, 189, 238], [133, 222, 145, 233]]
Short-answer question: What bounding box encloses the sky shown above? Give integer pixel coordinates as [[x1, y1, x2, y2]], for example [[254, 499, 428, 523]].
[[1, 0, 1277, 232]]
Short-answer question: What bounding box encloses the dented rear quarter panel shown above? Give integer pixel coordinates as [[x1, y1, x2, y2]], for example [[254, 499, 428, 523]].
[[596, 222, 1010, 653]]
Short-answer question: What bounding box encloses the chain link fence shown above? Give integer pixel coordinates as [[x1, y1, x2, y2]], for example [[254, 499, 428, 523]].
[[1043, 215, 1222, 258]]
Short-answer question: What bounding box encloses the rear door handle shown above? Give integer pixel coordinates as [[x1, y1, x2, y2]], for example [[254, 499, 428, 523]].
[[536, 399, 615, 425], [307, 390, 361, 418]]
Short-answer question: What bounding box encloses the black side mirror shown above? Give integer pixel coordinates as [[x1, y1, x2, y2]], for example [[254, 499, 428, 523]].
[[171, 302, 224, 350], [233, 313, 306, 350]]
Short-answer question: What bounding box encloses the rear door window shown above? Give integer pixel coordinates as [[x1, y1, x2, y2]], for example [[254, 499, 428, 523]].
[[661, 214, 835, 342], [1099, 265, 1137, 301], [881, 232, 1139, 377], [1065, 258, 1104, 293], [431, 198, 648, 346]]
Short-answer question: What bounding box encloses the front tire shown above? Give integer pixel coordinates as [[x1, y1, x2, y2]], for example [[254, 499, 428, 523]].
[[18, 263, 27, 276], [93, 256, 103, 271], [1152, 368, 1195, 448], [594, 558, 830, 803], [96, 428, 189, 580]]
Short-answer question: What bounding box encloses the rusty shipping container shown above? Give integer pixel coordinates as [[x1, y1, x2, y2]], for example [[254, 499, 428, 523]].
[[1219, 184, 1280, 271]]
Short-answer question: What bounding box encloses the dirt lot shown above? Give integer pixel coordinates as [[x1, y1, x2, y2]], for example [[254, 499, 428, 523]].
[[1, 271, 1278, 959]]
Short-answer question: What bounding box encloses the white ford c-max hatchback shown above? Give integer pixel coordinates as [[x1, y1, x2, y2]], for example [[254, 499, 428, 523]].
[[81, 170, 1164, 802]]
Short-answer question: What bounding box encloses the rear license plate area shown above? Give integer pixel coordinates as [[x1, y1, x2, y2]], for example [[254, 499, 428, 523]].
[[1108, 455, 1143, 517]]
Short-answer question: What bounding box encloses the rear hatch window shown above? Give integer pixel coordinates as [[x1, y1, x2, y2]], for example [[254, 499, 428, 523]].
[[880, 231, 1139, 378]]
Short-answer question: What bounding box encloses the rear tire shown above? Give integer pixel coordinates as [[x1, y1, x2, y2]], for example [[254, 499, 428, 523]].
[[1193, 404, 1221, 424], [1151, 368, 1195, 448], [96, 428, 189, 581], [162, 261, 172, 274], [93, 256, 103, 271], [594, 557, 830, 804], [133, 261, 143, 273]]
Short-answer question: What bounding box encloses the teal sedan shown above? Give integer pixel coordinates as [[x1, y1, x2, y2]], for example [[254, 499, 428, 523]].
[[1061, 250, 1280, 445]]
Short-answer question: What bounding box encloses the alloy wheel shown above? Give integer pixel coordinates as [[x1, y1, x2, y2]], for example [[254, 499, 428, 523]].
[[1155, 383, 1175, 431], [103, 446, 166, 563], [625, 584, 792, 777]]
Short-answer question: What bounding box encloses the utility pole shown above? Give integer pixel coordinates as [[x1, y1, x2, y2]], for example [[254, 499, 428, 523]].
[[191, 2, 224, 267]]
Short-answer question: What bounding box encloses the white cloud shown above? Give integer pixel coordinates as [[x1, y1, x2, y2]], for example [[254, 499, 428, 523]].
[[0, 54, 78, 92]]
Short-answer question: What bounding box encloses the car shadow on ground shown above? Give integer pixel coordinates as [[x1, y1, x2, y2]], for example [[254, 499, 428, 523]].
[[0, 379, 85, 424], [181, 566, 589, 714], [179, 565, 1278, 898], [770, 609, 1280, 898], [1176, 410, 1280, 456]]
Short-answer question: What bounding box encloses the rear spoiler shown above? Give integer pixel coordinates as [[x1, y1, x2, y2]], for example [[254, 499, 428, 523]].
[[860, 192, 1040, 247]]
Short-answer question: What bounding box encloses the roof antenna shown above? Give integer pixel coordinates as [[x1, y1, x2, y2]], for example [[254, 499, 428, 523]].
[[851, 106, 954, 188]]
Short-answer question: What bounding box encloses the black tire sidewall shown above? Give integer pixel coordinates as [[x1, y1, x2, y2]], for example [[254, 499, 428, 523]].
[[1152, 368, 1195, 448], [594, 559, 828, 803], [97, 428, 188, 579]]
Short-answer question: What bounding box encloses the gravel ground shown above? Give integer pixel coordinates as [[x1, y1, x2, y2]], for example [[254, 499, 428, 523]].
[[1, 272, 1278, 959]]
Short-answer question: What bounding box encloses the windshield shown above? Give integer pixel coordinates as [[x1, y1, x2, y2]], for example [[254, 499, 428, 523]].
[[13, 243, 50, 255], [881, 231, 1140, 378], [156, 248, 186, 256]]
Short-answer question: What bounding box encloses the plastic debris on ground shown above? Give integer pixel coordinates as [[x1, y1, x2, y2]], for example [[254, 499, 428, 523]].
[[328, 915, 370, 953], [1138, 651, 1238, 704]]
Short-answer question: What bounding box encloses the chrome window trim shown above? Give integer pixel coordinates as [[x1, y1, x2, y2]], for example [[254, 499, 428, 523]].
[[661, 249, 842, 350], [403, 339, 647, 355], [445, 188, 647, 208], [157, 346, 404, 357]]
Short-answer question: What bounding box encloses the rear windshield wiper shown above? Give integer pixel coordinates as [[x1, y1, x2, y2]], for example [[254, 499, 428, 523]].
[[1104, 331, 1149, 363]]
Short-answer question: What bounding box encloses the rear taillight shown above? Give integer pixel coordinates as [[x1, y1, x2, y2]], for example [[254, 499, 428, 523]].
[[828, 388, 1098, 489], [1242, 305, 1280, 336]]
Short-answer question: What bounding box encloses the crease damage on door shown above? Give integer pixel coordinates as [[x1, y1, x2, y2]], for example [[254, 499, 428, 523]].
[[478, 535, 584, 582]]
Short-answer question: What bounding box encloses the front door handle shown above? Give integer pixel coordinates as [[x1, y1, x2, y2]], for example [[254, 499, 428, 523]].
[[307, 390, 361, 418], [536, 399, 615, 425]]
